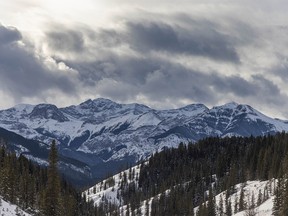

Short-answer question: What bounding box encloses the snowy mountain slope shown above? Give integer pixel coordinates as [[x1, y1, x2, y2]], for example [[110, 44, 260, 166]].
[[1, 98, 288, 184], [0, 127, 92, 186], [84, 164, 141, 206], [195, 180, 276, 216], [0, 197, 31, 216], [84, 163, 276, 216], [178, 102, 288, 140], [137, 181, 275, 216]]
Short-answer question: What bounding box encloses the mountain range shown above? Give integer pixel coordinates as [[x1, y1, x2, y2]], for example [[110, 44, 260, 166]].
[[0, 98, 287, 185]]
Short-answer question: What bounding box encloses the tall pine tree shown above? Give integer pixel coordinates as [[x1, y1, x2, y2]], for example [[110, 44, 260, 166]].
[[42, 140, 61, 216], [207, 187, 216, 216]]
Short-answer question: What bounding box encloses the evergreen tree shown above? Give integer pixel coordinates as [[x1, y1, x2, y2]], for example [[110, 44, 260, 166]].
[[239, 187, 246, 212], [245, 193, 257, 216], [188, 201, 194, 216], [218, 195, 224, 216], [225, 197, 232, 216], [245, 208, 257, 216], [0, 141, 97, 216], [207, 188, 216, 216], [198, 202, 208, 216], [15, 206, 21, 216], [234, 196, 238, 214], [42, 140, 61, 216], [257, 189, 262, 206], [280, 154, 288, 215], [251, 192, 255, 209], [145, 200, 149, 216], [196, 203, 202, 216]]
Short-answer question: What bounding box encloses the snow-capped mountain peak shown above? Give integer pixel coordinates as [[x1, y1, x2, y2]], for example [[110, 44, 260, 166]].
[[12, 104, 35, 113], [29, 103, 69, 122], [78, 98, 120, 111], [214, 101, 239, 109], [0, 98, 287, 183]]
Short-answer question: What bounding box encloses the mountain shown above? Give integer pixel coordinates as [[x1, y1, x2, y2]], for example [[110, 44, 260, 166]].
[[0, 98, 288, 185], [0, 127, 91, 186], [0, 137, 98, 215], [84, 166, 275, 216], [84, 134, 284, 215]]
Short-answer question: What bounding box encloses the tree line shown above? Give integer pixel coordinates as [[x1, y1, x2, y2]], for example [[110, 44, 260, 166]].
[[3, 132, 288, 215], [108, 132, 288, 215], [0, 139, 100, 216]]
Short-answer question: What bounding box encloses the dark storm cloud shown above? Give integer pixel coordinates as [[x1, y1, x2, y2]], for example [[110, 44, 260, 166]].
[[93, 29, 122, 48], [139, 63, 216, 103], [250, 75, 286, 105], [124, 21, 240, 63], [0, 9, 283, 117], [46, 20, 240, 63], [46, 29, 85, 52], [212, 76, 256, 97], [55, 54, 214, 102], [58, 49, 286, 107], [175, 14, 257, 45], [92, 61, 219, 103], [59, 55, 160, 87], [58, 54, 236, 104], [0, 25, 21, 45], [212, 74, 286, 105], [272, 62, 288, 82], [42, 16, 288, 112], [0, 24, 76, 100]]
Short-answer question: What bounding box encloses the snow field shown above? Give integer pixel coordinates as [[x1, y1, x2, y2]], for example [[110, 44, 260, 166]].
[[0, 197, 31, 216]]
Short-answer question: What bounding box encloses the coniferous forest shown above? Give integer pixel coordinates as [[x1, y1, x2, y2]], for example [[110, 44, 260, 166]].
[[99, 132, 288, 216], [0, 138, 99, 215], [2, 133, 288, 215], [136, 133, 287, 216]]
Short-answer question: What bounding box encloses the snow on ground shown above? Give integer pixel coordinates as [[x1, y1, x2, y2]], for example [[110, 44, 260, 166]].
[[232, 180, 275, 216], [85, 161, 277, 216], [0, 197, 31, 216], [84, 164, 141, 206], [22, 154, 49, 166], [234, 197, 274, 216], [119, 179, 276, 216], [195, 179, 276, 216]]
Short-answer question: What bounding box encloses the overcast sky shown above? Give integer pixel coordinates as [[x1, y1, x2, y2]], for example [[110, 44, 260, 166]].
[[0, 0, 288, 118]]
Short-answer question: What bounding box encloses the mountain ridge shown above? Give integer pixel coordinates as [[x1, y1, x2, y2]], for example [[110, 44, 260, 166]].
[[0, 98, 287, 184]]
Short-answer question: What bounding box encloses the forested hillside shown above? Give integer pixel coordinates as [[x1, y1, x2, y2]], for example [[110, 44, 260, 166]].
[[86, 132, 288, 215], [1, 100, 288, 185], [0, 138, 98, 216], [3, 131, 288, 215]]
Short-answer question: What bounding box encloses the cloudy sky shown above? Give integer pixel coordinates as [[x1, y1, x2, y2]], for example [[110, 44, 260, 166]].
[[0, 0, 288, 118]]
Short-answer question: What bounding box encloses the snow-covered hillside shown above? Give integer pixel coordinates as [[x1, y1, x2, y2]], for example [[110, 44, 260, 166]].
[[84, 163, 276, 216], [84, 164, 141, 206], [1, 98, 288, 183], [198, 180, 276, 216], [0, 197, 31, 216]]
